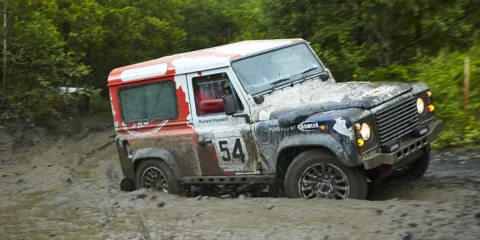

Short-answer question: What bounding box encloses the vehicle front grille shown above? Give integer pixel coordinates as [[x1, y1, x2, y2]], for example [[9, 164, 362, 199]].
[[374, 96, 419, 144]]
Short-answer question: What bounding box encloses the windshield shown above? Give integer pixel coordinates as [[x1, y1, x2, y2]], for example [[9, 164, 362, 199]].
[[231, 43, 323, 95]]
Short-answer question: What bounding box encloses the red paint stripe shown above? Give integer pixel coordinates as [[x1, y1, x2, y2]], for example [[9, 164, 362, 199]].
[[213, 146, 218, 161], [223, 171, 235, 176]]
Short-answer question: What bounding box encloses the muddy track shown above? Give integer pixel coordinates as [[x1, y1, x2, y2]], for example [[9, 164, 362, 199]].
[[0, 129, 480, 239]]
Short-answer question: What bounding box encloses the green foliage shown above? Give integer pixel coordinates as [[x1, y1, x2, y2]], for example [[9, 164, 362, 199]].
[[357, 47, 480, 148], [225, 0, 480, 148], [180, 0, 238, 50], [0, 0, 479, 147], [2, 3, 91, 123], [0, 0, 186, 123]]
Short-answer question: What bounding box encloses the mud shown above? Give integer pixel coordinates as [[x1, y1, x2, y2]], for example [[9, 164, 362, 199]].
[[1, 127, 480, 240]]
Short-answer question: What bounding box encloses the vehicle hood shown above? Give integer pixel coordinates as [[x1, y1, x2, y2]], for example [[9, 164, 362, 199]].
[[251, 79, 413, 126]]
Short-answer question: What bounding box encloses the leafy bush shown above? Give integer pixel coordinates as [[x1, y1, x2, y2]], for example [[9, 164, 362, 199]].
[[1, 0, 479, 149], [357, 46, 480, 148]]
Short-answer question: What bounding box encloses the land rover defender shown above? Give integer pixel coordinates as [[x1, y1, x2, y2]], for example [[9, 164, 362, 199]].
[[107, 39, 444, 199]]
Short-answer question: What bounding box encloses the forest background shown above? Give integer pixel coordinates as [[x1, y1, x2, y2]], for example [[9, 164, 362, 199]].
[[0, 0, 479, 148]]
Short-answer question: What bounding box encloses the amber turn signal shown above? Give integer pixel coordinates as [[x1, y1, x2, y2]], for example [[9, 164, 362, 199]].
[[427, 104, 435, 112], [426, 91, 432, 98], [357, 138, 365, 147], [319, 125, 327, 131], [354, 123, 361, 131]]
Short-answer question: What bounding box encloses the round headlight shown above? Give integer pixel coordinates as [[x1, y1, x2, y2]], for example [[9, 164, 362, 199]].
[[360, 123, 371, 141], [416, 98, 425, 114]]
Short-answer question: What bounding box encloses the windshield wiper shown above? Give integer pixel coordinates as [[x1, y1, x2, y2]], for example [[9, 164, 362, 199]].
[[269, 77, 291, 93], [267, 67, 319, 93], [299, 67, 319, 84]]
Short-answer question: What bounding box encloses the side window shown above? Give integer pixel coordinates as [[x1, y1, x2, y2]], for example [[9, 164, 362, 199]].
[[119, 80, 178, 123], [193, 73, 232, 116]]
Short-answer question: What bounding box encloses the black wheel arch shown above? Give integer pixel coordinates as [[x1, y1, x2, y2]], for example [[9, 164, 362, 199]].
[[276, 146, 331, 180], [275, 134, 361, 179], [132, 148, 183, 181], [276, 134, 359, 167]]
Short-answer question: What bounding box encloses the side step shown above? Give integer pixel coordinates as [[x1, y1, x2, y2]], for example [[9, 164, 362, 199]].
[[183, 175, 275, 184]]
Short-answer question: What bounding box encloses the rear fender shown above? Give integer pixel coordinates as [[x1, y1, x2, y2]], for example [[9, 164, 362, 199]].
[[133, 148, 182, 180]]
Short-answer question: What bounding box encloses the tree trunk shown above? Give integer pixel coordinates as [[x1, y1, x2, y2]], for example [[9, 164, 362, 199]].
[[2, 0, 6, 100], [464, 57, 470, 112], [415, 0, 423, 41], [355, 0, 364, 45]]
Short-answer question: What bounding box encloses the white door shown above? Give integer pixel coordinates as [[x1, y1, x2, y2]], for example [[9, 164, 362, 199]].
[[186, 68, 256, 175]]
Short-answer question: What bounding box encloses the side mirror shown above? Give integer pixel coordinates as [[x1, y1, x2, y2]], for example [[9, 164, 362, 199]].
[[222, 94, 237, 115], [320, 71, 330, 81]]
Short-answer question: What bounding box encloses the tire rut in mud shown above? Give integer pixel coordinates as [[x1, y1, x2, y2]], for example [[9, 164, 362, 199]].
[[77, 141, 115, 166], [106, 164, 121, 188], [2, 128, 480, 239]]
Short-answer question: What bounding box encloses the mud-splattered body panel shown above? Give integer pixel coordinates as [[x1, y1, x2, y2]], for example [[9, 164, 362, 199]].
[[107, 39, 303, 180], [109, 74, 203, 179], [254, 108, 366, 172], [107, 38, 443, 185]]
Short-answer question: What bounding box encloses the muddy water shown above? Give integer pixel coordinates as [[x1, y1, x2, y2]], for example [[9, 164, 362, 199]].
[[1, 130, 480, 239]]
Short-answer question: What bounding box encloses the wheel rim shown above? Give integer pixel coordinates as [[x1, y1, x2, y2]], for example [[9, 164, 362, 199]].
[[142, 167, 168, 193], [298, 163, 349, 199]]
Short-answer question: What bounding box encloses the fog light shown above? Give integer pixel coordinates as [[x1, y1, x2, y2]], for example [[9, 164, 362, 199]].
[[357, 138, 364, 147], [389, 143, 400, 152], [420, 128, 428, 135], [413, 125, 429, 137], [427, 104, 435, 112], [381, 140, 400, 153]]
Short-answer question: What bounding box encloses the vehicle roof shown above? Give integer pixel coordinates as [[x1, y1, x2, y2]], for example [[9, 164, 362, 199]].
[[107, 38, 305, 86]]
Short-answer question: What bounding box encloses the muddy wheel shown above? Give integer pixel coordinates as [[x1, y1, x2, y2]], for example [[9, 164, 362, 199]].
[[135, 159, 182, 194], [391, 151, 430, 180], [284, 150, 367, 200], [353, 168, 368, 200], [120, 178, 136, 192]]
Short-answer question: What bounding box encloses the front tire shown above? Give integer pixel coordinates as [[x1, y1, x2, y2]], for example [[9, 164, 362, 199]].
[[284, 150, 367, 199], [135, 159, 182, 194], [390, 151, 430, 180]]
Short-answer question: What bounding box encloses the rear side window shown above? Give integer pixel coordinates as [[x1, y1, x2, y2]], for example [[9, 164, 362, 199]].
[[119, 81, 178, 123]]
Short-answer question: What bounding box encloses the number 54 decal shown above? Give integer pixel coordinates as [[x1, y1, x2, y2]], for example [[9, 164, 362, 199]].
[[217, 138, 246, 163]]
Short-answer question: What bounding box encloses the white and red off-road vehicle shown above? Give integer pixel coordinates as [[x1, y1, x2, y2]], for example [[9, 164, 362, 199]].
[[108, 39, 443, 199]]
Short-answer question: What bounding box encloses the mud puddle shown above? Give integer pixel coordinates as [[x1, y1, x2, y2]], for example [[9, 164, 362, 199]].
[[1, 129, 480, 240]]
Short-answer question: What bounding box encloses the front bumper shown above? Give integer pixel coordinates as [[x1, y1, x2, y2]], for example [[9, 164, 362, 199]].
[[361, 119, 444, 170]]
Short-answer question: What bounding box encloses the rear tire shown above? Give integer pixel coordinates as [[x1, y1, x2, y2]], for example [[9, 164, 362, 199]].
[[283, 150, 367, 200], [135, 159, 183, 194]]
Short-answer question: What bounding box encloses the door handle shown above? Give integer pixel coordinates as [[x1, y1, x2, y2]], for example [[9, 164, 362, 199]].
[[198, 139, 212, 145]]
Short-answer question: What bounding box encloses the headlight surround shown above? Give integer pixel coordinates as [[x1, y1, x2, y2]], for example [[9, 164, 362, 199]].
[[355, 117, 377, 154], [417, 90, 435, 123], [416, 97, 425, 114], [359, 123, 372, 141]]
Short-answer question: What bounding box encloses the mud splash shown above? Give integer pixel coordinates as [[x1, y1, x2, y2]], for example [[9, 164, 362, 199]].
[[1, 128, 480, 239]]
